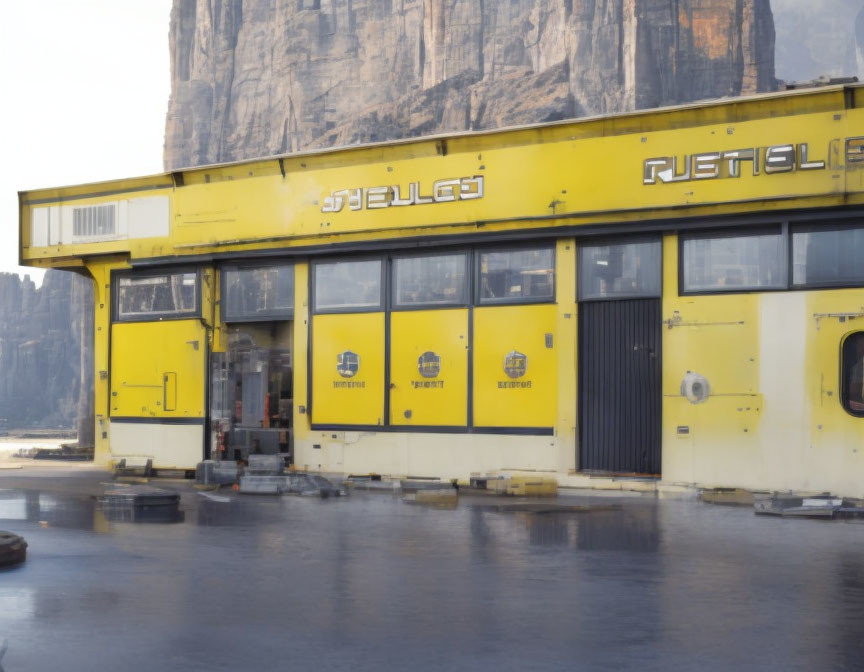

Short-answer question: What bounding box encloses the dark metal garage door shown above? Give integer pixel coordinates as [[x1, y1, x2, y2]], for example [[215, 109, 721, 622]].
[[578, 299, 662, 475]]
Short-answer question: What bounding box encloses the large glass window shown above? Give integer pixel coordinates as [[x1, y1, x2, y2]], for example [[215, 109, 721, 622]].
[[681, 231, 786, 293], [842, 333, 864, 418], [314, 259, 383, 312], [222, 264, 294, 322], [477, 247, 554, 304], [392, 253, 468, 307], [116, 271, 198, 320], [792, 224, 864, 288], [578, 240, 661, 300]]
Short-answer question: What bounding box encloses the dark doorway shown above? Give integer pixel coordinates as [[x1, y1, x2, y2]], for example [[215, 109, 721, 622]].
[[578, 298, 662, 475]]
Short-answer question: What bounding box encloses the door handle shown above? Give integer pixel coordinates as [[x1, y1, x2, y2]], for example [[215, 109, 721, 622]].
[[186, 340, 200, 350], [163, 372, 177, 411]]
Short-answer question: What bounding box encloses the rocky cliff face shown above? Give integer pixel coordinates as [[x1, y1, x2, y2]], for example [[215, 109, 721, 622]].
[[164, 0, 777, 169], [0, 271, 93, 430]]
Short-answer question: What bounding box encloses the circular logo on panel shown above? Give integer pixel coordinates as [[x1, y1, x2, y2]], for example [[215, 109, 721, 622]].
[[503, 350, 528, 379], [337, 350, 360, 378], [418, 351, 441, 378]]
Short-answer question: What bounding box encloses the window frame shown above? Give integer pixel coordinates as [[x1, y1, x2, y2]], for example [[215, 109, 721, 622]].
[[678, 225, 789, 296], [112, 268, 202, 323], [840, 331, 864, 419], [577, 235, 663, 302], [390, 249, 471, 311], [311, 256, 386, 315], [791, 220, 864, 291], [474, 244, 557, 306], [220, 262, 295, 323]]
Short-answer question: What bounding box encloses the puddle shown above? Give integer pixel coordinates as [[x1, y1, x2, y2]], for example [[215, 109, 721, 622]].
[[0, 479, 860, 670]]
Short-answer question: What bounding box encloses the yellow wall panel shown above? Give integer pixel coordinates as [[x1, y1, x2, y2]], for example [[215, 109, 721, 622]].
[[86, 258, 129, 465], [554, 239, 578, 473], [806, 290, 864, 458], [663, 294, 761, 395], [662, 237, 761, 397], [110, 320, 207, 418], [165, 109, 854, 250], [390, 309, 469, 427], [311, 312, 385, 426], [292, 263, 312, 440], [473, 304, 557, 428]]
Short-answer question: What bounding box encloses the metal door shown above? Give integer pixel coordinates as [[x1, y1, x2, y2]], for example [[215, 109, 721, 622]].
[[578, 299, 661, 475], [110, 319, 208, 469]]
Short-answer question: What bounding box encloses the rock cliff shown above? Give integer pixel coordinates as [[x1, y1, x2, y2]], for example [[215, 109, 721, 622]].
[[0, 271, 93, 431], [164, 0, 777, 169]]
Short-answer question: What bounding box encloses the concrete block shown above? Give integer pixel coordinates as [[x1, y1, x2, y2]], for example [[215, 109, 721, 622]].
[[238, 475, 283, 495], [469, 474, 506, 490], [345, 478, 399, 492], [657, 485, 699, 500], [285, 473, 345, 498], [247, 455, 284, 475], [114, 457, 153, 478], [506, 476, 558, 497], [196, 460, 239, 485], [400, 479, 451, 493], [414, 489, 458, 508], [700, 488, 754, 505], [99, 485, 184, 523]]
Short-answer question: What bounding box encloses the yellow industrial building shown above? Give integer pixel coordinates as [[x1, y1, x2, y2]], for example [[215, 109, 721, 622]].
[[18, 84, 864, 496]]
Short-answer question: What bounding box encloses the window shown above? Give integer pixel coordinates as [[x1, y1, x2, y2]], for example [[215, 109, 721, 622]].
[[314, 259, 383, 312], [578, 240, 661, 300], [116, 271, 198, 320], [841, 333, 864, 418], [477, 247, 554, 304], [222, 264, 294, 322], [792, 224, 864, 288], [681, 230, 786, 293], [393, 253, 468, 307]]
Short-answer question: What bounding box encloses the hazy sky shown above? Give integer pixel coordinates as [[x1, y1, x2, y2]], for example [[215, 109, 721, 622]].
[[1, 1, 172, 285]]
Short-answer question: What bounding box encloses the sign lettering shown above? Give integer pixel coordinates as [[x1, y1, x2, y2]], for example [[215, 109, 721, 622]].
[[322, 177, 484, 213], [643, 142, 831, 185]]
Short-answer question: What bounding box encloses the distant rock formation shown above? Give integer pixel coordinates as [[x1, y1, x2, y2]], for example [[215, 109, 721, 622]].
[[0, 271, 93, 431], [164, 0, 777, 169]]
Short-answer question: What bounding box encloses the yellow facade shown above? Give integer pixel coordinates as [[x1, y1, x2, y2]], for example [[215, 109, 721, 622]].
[[17, 84, 864, 496], [110, 320, 207, 419], [472, 305, 557, 429], [311, 312, 386, 427], [389, 309, 469, 427]]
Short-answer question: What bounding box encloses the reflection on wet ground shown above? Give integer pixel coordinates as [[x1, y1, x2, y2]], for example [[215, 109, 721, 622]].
[[0, 472, 863, 671]]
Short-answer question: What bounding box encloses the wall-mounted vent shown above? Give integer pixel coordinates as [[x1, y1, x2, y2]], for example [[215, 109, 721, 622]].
[[72, 204, 116, 239], [29, 196, 168, 248]]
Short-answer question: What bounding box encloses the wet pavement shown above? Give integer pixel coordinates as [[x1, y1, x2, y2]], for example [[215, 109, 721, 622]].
[[0, 469, 863, 671]]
